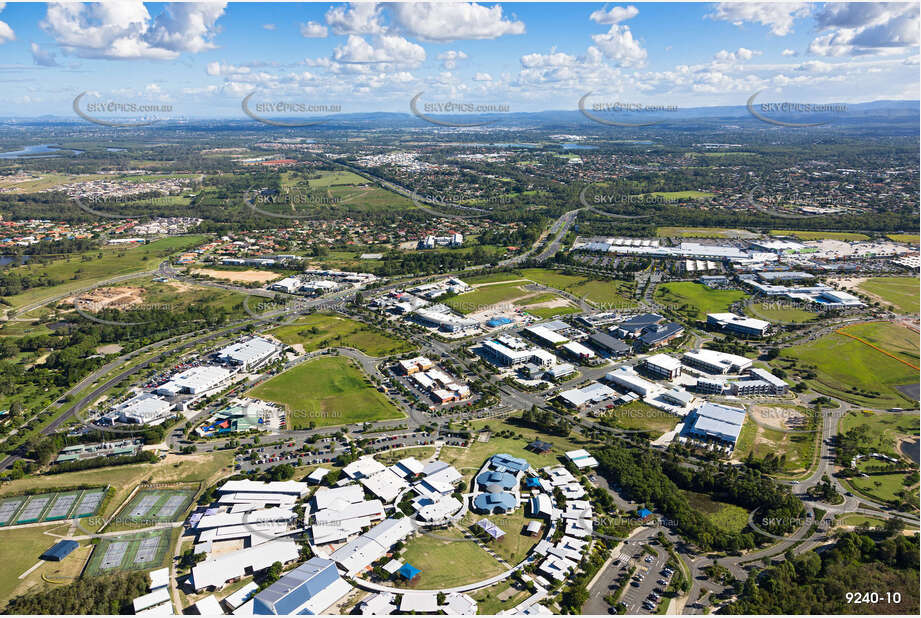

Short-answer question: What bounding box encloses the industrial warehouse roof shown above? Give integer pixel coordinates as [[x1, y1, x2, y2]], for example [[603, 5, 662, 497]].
[[707, 313, 770, 331], [192, 540, 300, 591], [687, 402, 747, 444], [682, 349, 752, 373], [588, 332, 631, 354], [566, 449, 599, 469], [645, 353, 682, 372], [158, 365, 233, 394]]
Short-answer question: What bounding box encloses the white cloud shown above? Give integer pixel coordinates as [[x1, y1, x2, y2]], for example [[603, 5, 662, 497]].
[[300, 21, 328, 38], [713, 47, 761, 64], [391, 2, 525, 42], [795, 60, 835, 73], [41, 1, 226, 60], [437, 50, 468, 69], [325, 2, 385, 35], [0, 1, 13, 45], [332, 34, 425, 67], [31, 42, 59, 66], [474, 72, 492, 81], [782, 48, 797, 56], [591, 24, 647, 67], [809, 2, 919, 56], [707, 2, 811, 36], [262, 24, 275, 31], [589, 5, 639, 25]]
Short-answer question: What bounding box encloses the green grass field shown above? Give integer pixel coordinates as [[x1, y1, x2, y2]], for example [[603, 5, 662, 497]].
[[305, 170, 368, 187], [655, 227, 751, 238], [770, 230, 870, 241], [6, 236, 207, 311], [248, 355, 405, 428], [458, 508, 541, 566], [395, 527, 506, 589], [681, 490, 749, 534], [268, 313, 414, 357], [116, 489, 196, 524], [599, 401, 680, 438], [848, 473, 914, 505], [0, 525, 93, 606], [836, 514, 888, 528], [443, 283, 532, 315], [517, 268, 635, 308], [777, 322, 919, 408], [839, 410, 919, 457], [643, 191, 714, 200], [857, 277, 920, 314], [655, 282, 748, 320], [746, 302, 818, 324], [887, 234, 920, 245]]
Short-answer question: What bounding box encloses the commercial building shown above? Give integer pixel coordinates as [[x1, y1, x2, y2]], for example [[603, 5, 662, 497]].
[[252, 557, 351, 615], [604, 366, 658, 397], [155, 365, 234, 396], [613, 314, 663, 338], [524, 325, 570, 347], [637, 322, 685, 349], [683, 402, 747, 448], [558, 382, 615, 409], [411, 305, 479, 334], [329, 518, 414, 575], [642, 354, 682, 380], [397, 356, 434, 375], [707, 313, 770, 337], [681, 349, 753, 374], [219, 479, 310, 499], [566, 449, 599, 469], [481, 339, 556, 368], [561, 341, 596, 361], [545, 363, 577, 380], [730, 368, 788, 396], [112, 393, 173, 425], [192, 540, 299, 591], [587, 332, 631, 357], [216, 337, 278, 370]]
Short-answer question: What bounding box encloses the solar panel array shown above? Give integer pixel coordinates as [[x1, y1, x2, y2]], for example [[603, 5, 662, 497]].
[[133, 535, 163, 565], [100, 541, 129, 570], [17, 495, 51, 523], [0, 497, 24, 525], [45, 493, 78, 520]]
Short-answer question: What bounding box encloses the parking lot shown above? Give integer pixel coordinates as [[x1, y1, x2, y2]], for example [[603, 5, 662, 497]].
[[619, 545, 673, 614]]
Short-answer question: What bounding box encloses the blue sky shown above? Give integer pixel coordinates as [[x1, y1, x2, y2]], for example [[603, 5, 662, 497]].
[[0, 2, 918, 117]]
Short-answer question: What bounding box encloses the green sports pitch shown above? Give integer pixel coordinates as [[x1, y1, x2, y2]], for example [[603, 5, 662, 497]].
[[0, 488, 106, 527], [117, 488, 196, 524], [83, 529, 172, 577]]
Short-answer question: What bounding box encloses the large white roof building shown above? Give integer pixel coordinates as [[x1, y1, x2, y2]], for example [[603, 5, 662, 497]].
[[216, 337, 278, 370], [192, 540, 299, 591]]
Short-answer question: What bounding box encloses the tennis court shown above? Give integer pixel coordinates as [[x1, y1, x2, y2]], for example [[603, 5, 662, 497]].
[[119, 489, 195, 523], [16, 495, 52, 524], [84, 529, 172, 576], [45, 492, 80, 521], [0, 497, 25, 526], [0, 488, 107, 527]]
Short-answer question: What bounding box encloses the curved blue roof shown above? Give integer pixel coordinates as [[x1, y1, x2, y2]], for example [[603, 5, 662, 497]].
[[490, 453, 529, 473], [473, 492, 516, 513], [476, 470, 517, 490]]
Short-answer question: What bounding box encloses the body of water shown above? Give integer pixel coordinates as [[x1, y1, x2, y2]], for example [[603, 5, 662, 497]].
[[561, 143, 598, 150], [0, 144, 85, 159]]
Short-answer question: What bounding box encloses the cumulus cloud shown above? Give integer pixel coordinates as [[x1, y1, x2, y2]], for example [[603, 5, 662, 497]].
[[473, 72, 492, 81], [332, 34, 425, 67], [0, 2, 14, 44], [713, 47, 761, 63], [300, 21, 328, 38], [262, 24, 275, 31], [809, 2, 919, 56], [591, 24, 647, 66], [325, 2, 385, 35], [589, 4, 639, 25], [437, 50, 468, 69], [707, 2, 811, 36], [31, 42, 59, 66], [782, 48, 797, 56], [391, 2, 525, 42], [40, 1, 226, 60]]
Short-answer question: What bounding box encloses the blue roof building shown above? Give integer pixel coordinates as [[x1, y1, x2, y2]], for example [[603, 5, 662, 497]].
[[525, 477, 544, 489], [476, 470, 517, 491], [41, 540, 79, 561], [637, 508, 653, 520], [253, 557, 349, 615], [474, 492, 517, 513], [489, 453, 529, 474]]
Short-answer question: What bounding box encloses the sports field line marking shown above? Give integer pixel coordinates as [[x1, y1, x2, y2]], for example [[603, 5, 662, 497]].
[[19, 560, 44, 579], [835, 327, 920, 371]]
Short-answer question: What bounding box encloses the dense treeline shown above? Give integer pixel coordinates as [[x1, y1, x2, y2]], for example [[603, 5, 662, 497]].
[[48, 450, 157, 474], [514, 406, 572, 437], [4, 571, 149, 614], [726, 532, 919, 615], [594, 443, 802, 551]]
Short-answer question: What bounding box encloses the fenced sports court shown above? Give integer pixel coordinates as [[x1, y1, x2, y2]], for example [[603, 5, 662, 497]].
[[83, 529, 171, 576], [118, 488, 196, 523], [0, 488, 107, 527]]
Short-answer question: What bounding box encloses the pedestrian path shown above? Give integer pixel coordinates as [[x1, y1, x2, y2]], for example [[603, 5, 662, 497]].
[[454, 522, 512, 569]]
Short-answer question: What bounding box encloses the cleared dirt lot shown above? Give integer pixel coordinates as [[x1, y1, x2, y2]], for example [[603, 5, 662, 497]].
[[190, 268, 280, 283]]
